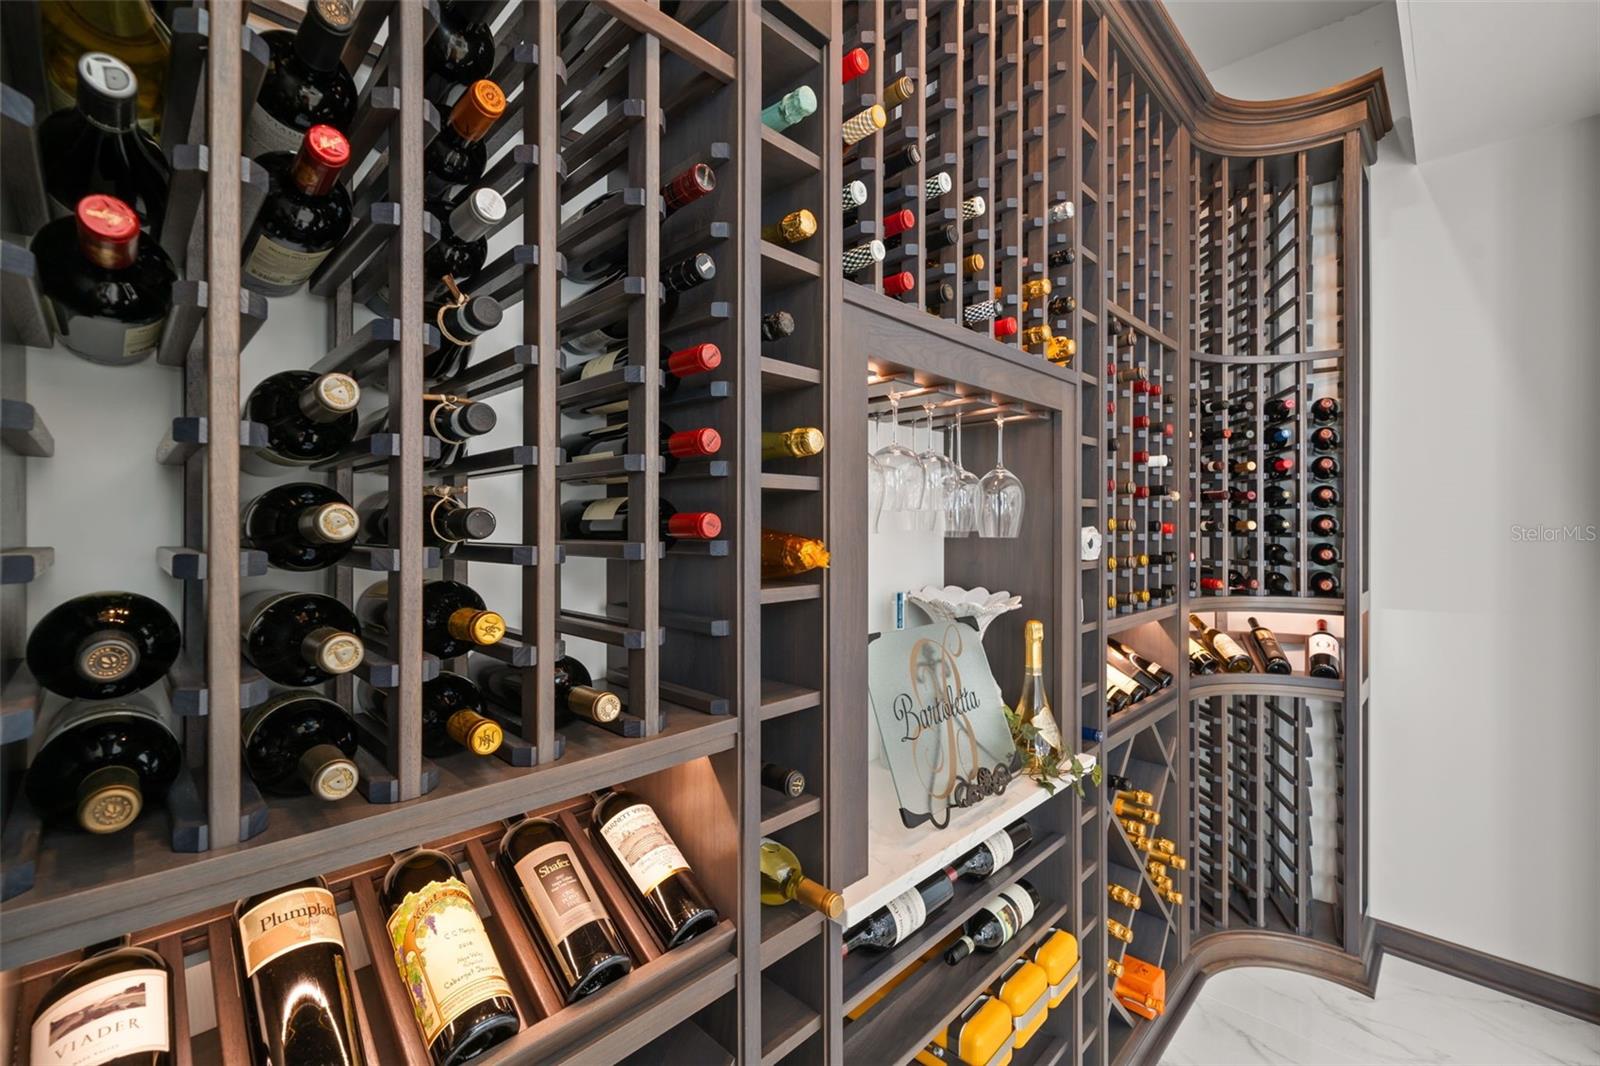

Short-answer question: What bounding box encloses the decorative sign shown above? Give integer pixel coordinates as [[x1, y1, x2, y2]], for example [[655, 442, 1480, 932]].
[[868, 621, 1020, 829]]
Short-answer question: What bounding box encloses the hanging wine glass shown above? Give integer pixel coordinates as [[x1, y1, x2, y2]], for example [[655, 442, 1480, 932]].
[[945, 411, 981, 536], [916, 403, 952, 533], [978, 415, 1026, 538], [872, 392, 925, 530], [867, 449, 885, 533]]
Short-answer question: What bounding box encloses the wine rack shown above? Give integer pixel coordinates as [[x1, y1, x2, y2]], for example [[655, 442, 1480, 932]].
[[1, 0, 1387, 1061]]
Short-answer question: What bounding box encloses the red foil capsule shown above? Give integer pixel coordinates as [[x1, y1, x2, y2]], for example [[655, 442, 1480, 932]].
[[993, 317, 1018, 339], [667, 511, 721, 540], [842, 47, 870, 82], [883, 208, 915, 238], [882, 271, 915, 296]]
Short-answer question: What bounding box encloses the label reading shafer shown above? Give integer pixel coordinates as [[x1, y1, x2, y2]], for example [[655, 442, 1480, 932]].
[[513, 843, 611, 980]]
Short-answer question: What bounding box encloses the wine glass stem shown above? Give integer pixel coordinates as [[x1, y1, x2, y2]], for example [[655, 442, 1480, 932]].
[[996, 418, 1005, 468]]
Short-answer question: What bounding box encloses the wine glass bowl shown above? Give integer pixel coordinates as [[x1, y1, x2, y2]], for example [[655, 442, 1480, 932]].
[[915, 404, 952, 533], [872, 394, 926, 531], [944, 412, 981, 537], [867, 450, 885, 533], [977, 416, 1025, 538]]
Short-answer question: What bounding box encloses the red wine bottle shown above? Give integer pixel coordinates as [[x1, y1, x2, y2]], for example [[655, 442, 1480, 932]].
[[947, 820, 1035, 880], [243, 370, 362, 472], [30, 940, 174, 1065], [562, 341, 721, 419], [247, 0, 356, 157], [241, 482, 360, 571], [425, 188, 506, 292], [240, 590, 365, 686], [425, 290, 503, 382], [25, 693, 182, 834], [424, 80, 506, 201], [362, 672, 503, 757], [242, 690, 359, 800], [560, 497, 721, 546], [426, 0, 496, 100], [1310, 396, 1340, 423], [358, 578, 505, 659], [26, 591, 181, 700], [560, 422, 721, 475], [480, 658, 624, 726], [1310, 456, 1340, 481], [1246, 616, 1291, 674], [242, 125, 354, 296], [842, 869, 957, 955], [1309, 542, 1340, 566], [590, 788, 719, 947], [945, 881, 1040, 964], [1265, 569, 1294, 595], [1311, 426, 1340, 451], [562, 253, 716, 355], [1309, 514, 1339, 537], [1309, 484, 1339, 508], [40, 53, 171, 231], [565, 163, 719, 285], [359, 489, 497, 551], [1308, 620, 1342, 678], [1310, 571, 1341, 596]]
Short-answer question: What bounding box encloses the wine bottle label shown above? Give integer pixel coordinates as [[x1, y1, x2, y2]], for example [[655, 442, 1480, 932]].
[[513, 842, 611, 950], [1030, 703, 1063, 752], [581, 497, 628, 521], [981, 827, 1016, 870], [245, 103, 308, 159], [244, 234, 334, 296], [580, 352, 622, 379], [385, 878, 511, 1046], [597, 802, 690, 895], [992, 885, 1035, 943], [883, 887, 927, 944], [1308, 633, 1340, 657], [53, 306, 165, 366], [238, 886, 344, 977], [30, 966, 171, 1066], [1211, 632, 1249, 661]]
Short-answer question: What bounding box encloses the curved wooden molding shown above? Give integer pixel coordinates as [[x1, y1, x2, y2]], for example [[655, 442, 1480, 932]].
[[1104, 0, 1394, 161]]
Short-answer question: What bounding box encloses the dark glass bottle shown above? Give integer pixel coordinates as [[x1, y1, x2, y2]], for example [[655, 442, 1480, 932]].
[[357, 578, 505, 659], [247, 0, 357, 158], [1247, 616, 1292, 675], [1309, 542, 1341, 566], [359, 394, 497, 468], [761, 310, 795, 341], [242, 690, 360, 800], [559, 497, 721, 547], [24, 693, 181, 835], [560, 253, 715, 356], [1190, 614, 1252, 673], [1186, 641, 1219, 677], [1265, 569, 1294, 595], [842, 869, 957, 955], [497, 817, 633, 1003], [1106, 646, 1163, 698], [425, 0, 496, 100], [361, 672, 503, 758], [1310, 396, 1341, 422], [560, 422, 721, 477], [425, 291, 503, 382], [236, 877, 365, 1066], [425, 188, 506, 293], [243, 369, 361, 472], [424, 80, 506, 201], [590, 788, 719, 948], [240, 590, 365, 686], [39, 52, 171, 233], [32, 194, 175, 365], [564, 162, 719, 285], [1310, 456, 1340, 481], [41, 1, 170, 136], [359, 490, 497, 552], [946, 820, 1034, 880], [29, 939, 174, 1065], [561, 341, 722, 419], [27, 591, 181, 700], [241, 481, 360, 571], [1309, 485, 1340, 508], [945, 881, 1040, 964], [381, 849, 519, 1065], [1308, 619, 1342, 679], [760, 762, 805, 796], [479, 659, 623, 727], [1310, 571, 1342, 596], [242, 125, 354, 296]]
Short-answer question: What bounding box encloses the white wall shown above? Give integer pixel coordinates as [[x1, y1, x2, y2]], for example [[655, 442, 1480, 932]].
[[1205, 5, 1600, 985]]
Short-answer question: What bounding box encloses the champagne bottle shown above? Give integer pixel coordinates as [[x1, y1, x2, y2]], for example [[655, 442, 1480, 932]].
[[242, 690, 359, 800], [1246, 616, 1291, 675], [592, 789, 720, 947], [362, 673, 503, 757], [946, 820, 1033, 880], [761, 529, 830, 579], [1108, 884, 1141, 909], [30, 938, 174, 1066], [1188, 614, 1251, 673], [761, 208, 818, 245], [382, 849, 519, 1062], [761, 427, 826, 460], [1107, 919, 1134, 944], [241, 591, 364, 686], [842, 870, 956, 954], [25, 693, 182, 834], [1308, 619, 1342, 679], [759, 838, 843, 917], [1013, 619, 1063, 759], [497, 816, 633, 1003], [945, 882, 1039, 964], [26, 591, 180, 700]]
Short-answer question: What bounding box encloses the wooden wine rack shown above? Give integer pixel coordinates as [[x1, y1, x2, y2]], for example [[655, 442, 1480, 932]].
[[0, 0, 1387, 1062]]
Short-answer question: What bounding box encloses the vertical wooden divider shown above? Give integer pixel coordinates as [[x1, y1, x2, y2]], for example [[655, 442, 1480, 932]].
[[1339, 129, 1365, 955]]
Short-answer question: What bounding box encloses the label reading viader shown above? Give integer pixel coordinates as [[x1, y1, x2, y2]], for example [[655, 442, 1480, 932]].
[[31, 967, 171, 1066], [385, 878, 511, 1045]]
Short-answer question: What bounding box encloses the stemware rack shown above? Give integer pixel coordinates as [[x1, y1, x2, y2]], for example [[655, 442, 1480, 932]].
[[0, 0, 1386, 1062]]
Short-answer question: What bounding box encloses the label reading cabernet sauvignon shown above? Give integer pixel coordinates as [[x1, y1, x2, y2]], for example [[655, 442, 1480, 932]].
[[598, 803, 689, 895], [386, 877, 511, 1046], [238, 886, 344, 976], [31, 968, 170, 1066]]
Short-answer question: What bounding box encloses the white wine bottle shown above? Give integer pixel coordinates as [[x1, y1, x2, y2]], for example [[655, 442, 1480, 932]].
[[759, 838, 843, 918], [1188, 613, 1251, 673], [1013, 619, 1063, 759]]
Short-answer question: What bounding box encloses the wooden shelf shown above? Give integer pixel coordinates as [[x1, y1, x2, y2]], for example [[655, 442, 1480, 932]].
[[759, 977, 822, 1065]]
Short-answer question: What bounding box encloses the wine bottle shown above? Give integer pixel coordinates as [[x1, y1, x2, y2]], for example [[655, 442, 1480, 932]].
[[382, 849, 520, 1063], [761, 427, 825, 461], [30, 939, 174, 1065], [1013, 619, 1064, 759], [242, 482, 360, 571], [1311, 396, 1340, 422], [42, 1, 169, 135], [947, 820, 1034, 880], [25, 693, 181, 834], [425, 0, 496, 100], [561, 421, 722, 476], [1310, 514, 1339, 537], [1108, 638, 1174, 689], [761, 529, 831, 579], [761, 85, 817, 133], [1107, 919, 1134, 944], [562, 341, 722, 418], [559, 497, 721, 546], [236, 877, 365, 1065], [243, 370, 361, 471], [1188, 614, 1251, 673], [1310, 456, 1340, 481], [241, 590, 365, 686], [1106, 664, 1144, 709], [1309, 542, 1340, 566], [1109, 884, 1141, 909], [591, 788, 720, 947], [760, 762, 806, 797], [498, 816, 633, 1003], [33, 194, 175, 365], [841, 103, 887, 149], [424, 80, 506, 201], [363, 673, 503, 757], [761, 208, 818, 246], [1186, 636, 1219, 675], [1246, 617, 1291, 674], [842, 46, 870, 82], [359, 489, 497, 551], [26, 591, 181, 700], [479, 659, 624, 726], [425, 188, 507, 292], [246, 0, 356, 157], [242, 690, 360, 800], [1310, 571, 1342, 596], [561, 253, 716, 356], [1107, 655, 1161, 700], [1309, 485, 1339, 508], [762, 310, 796, 341], [945, 882, 1039, 964], [358, 578, 505, 660], [842, 869, 957, 955], [1308, 620, 1342, 678], [1104, 675, 1131, 716], [1265, 569, 1294, 595], [843, 239, 887, 276], [242, 125, 354, 296], [759, 838, 843, 917], [40, 53, 171, 232]]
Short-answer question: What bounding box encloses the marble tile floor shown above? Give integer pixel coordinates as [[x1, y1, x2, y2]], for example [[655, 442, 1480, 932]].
[[1160, 957, 1600, 1065]]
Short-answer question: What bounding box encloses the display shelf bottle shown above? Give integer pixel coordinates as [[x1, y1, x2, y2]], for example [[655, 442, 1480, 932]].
[[246, 0, 356, 157], [947, 820, 1034, 881], [591, 788, 720, 948], [241, 590, 365, 687], [33, 194, 175, 365], [842, 869, 957, 955], [242, 690, 360, 800], [1189, 614, 1251, 673], [560, 421, 722, 477], [236, 877, 366, 1065], [362, 672, 503, 758], [242, 125, 354, 297], [761, 427, 826, 461], [760, 762, 806, 797], [243, 369, 361, 472], [359, 489, 497, 552], [1186, 637, 1220, 675], [26, 591, 181, 700], [1108, 637, 1174, 689], [382, 849, 520, 1064], [241, 482, 360, 571], [29, 938, 174, 1065], [358, 578, 505, 660], [1247, 616, 1292, 674], [1106, 664, 1143, 711], [425, 289, 503, 382], [560, 252, 716, 356], [761, 529, 831, 579], [498, 816, 633, 1003], [24, 693, 181, 834], [425, 0, 496, 100], [562, 341, 722, 418], [945, 882, 1040, 964], [558, 497, 721, 547], [1013, 619, 1064, 760], [1107, 653, 1161, 699], [42, 0, 169, 135], [1308, 620, 1343, 679], [425, 188, 507, 293], [760, 838, 844, 918], [424, 80, 506, 201], [40, 52, 171, 231]]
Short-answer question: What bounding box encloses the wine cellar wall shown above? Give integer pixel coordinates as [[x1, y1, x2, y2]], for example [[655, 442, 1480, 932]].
[[0, 1, 1387, 1063]]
